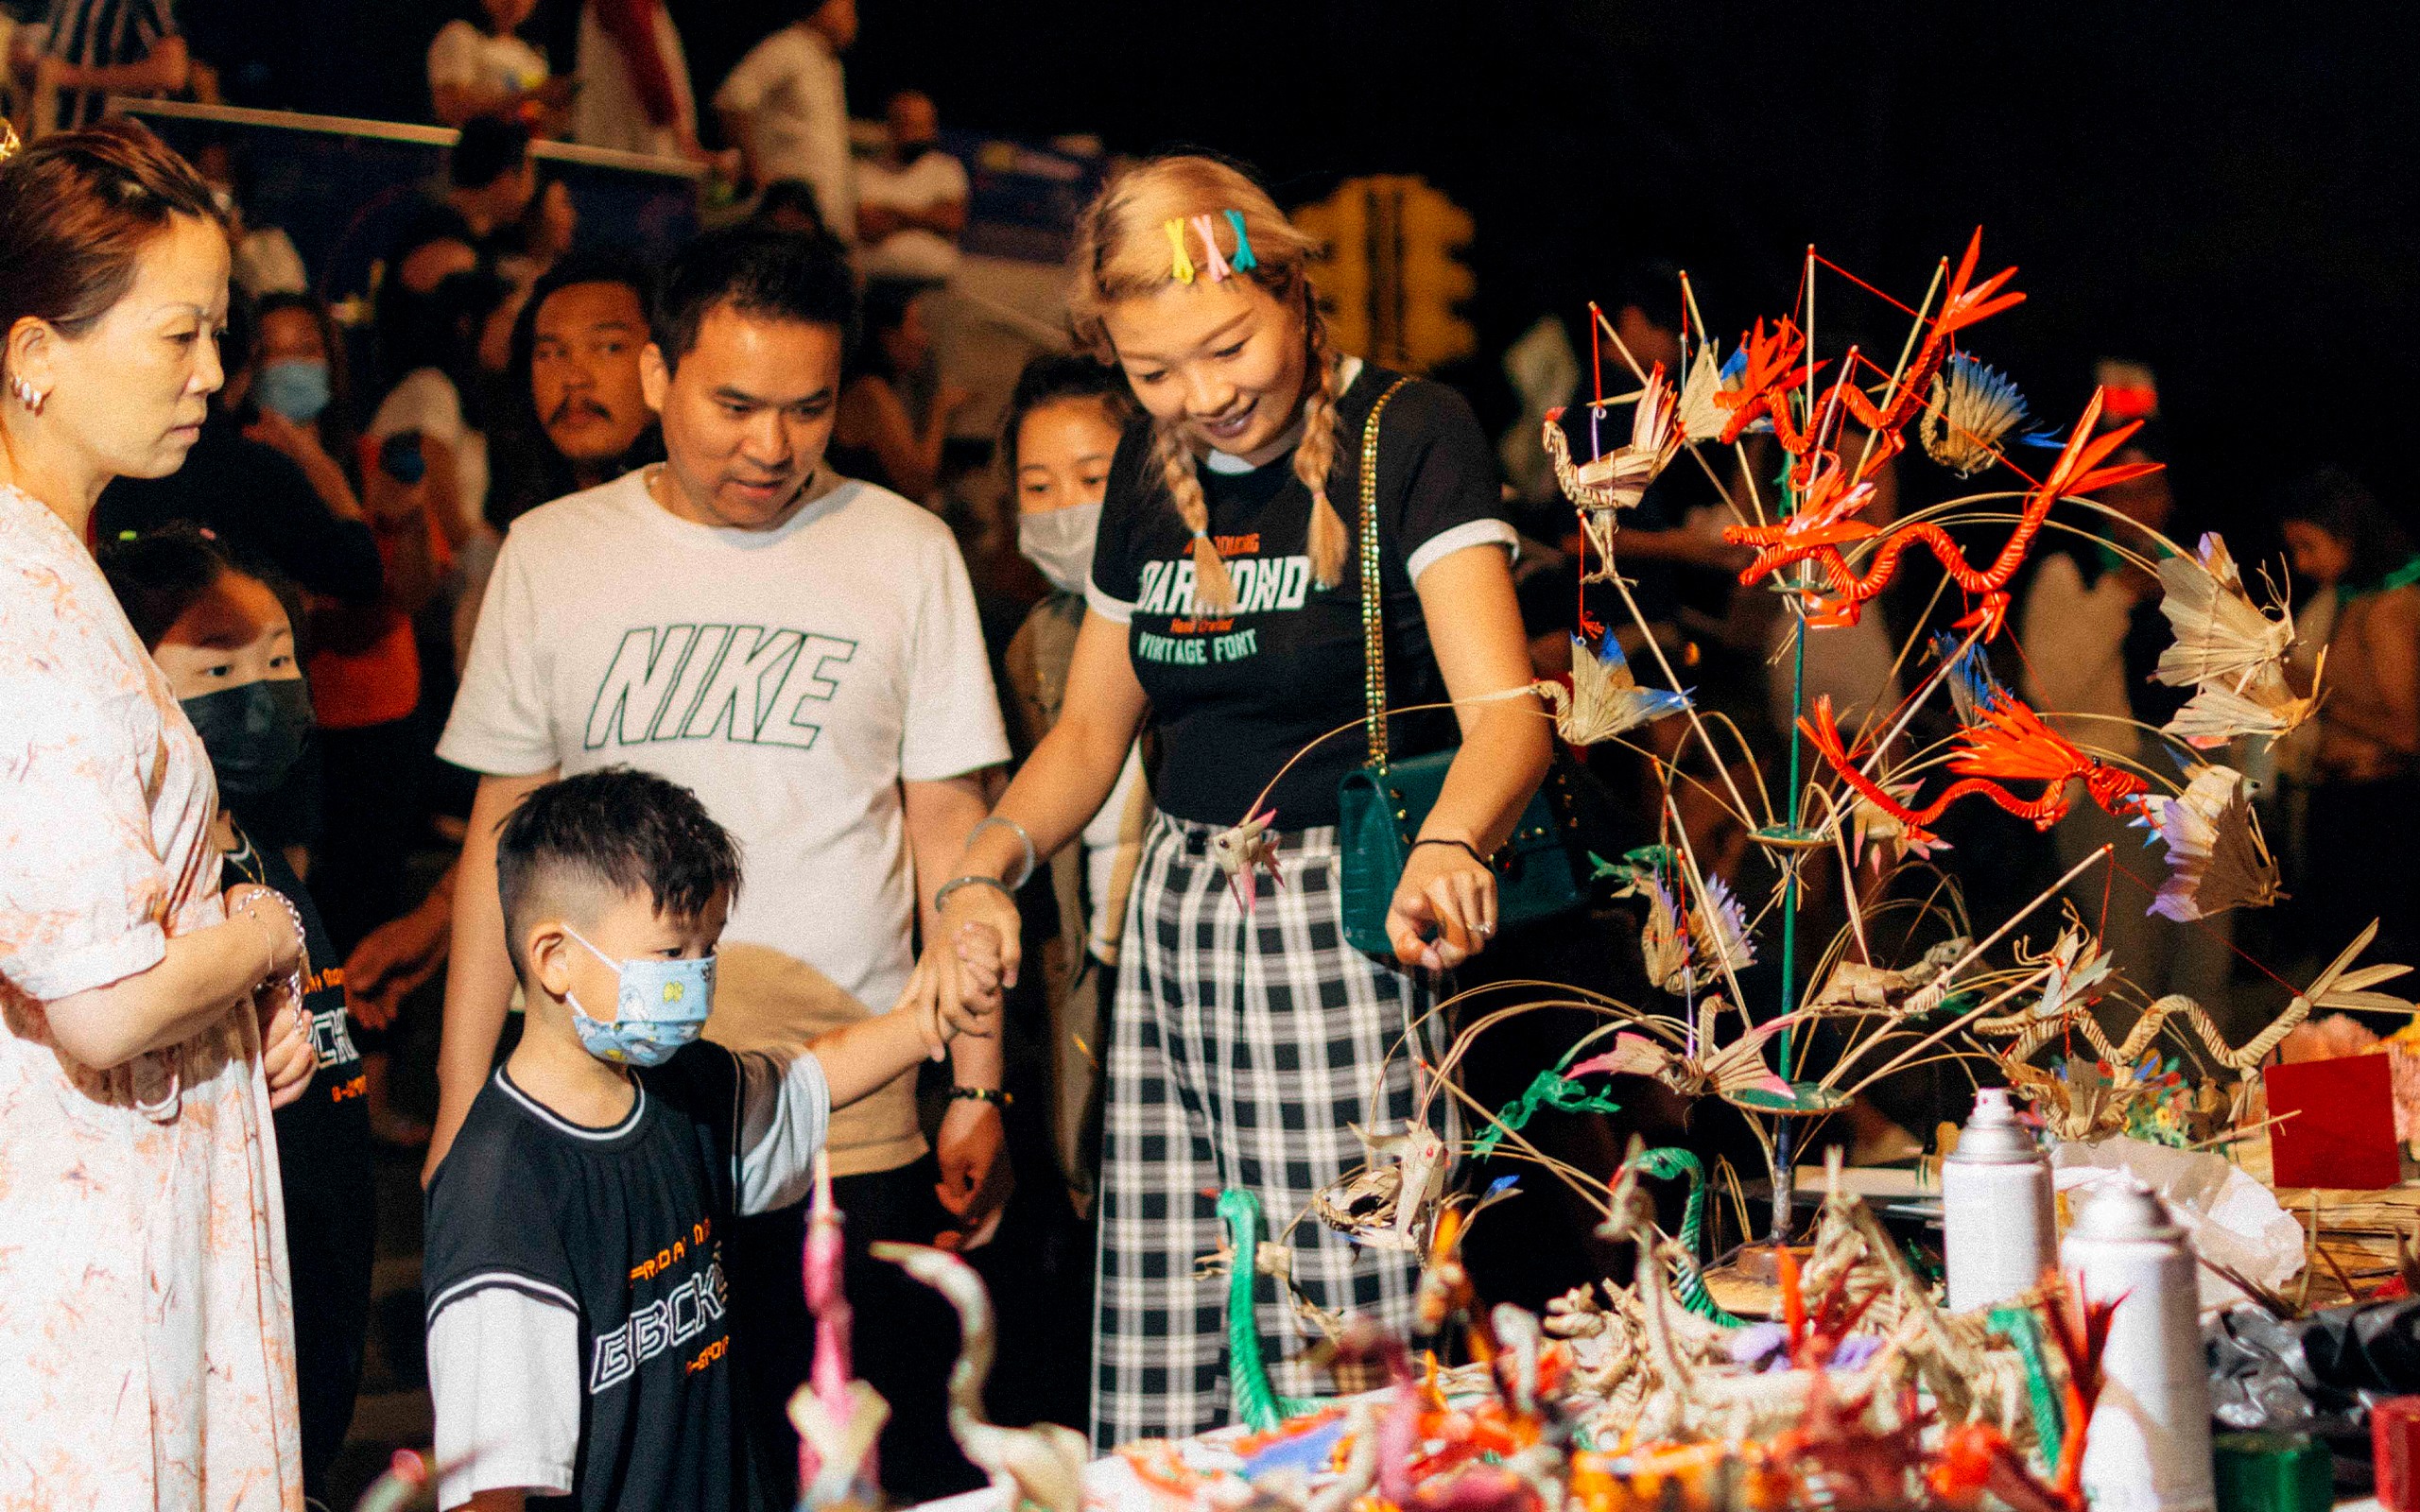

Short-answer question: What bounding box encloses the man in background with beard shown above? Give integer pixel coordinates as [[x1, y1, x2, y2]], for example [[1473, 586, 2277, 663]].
[[341, 253, 666, 1028]]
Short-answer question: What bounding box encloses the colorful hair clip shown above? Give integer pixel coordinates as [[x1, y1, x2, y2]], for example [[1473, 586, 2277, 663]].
[[1190, 214, 1234, 283], [1224, 210, 1258, 273], [1164, 218, 1196, 284]]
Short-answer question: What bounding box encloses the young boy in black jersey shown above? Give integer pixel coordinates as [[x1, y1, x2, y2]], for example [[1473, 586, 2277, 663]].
[[423, 768, 1000, 1512]]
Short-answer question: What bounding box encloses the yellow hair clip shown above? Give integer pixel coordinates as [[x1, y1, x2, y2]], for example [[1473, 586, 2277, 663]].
[[1190, 214, 1234, 282], [1164, 218, 1195, 284]]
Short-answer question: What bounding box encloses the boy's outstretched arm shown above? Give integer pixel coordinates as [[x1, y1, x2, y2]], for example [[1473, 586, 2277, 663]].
[[809, 947, 999, 1109], [735, 932, 1003, 1215]]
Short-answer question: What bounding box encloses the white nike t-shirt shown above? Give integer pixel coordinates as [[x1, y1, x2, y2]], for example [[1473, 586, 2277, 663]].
[[441, 470, 1009, 1165]]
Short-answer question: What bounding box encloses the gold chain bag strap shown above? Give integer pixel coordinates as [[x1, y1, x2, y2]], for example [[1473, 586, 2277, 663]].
[[1334, 376, 1582, 958]]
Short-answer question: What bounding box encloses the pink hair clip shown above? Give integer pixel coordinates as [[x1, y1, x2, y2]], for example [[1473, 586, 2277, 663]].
[[1190, 214, 1234, 282], [1163, 218, 1195, 284]]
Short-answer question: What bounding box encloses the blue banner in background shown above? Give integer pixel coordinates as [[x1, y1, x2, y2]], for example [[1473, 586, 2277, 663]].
[[124, 102, 700, 302], [942, 128, 1103, 266]]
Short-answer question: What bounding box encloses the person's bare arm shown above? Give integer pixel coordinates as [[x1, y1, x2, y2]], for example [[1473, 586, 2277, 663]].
[[49, 34, 187, 94], [2335, 593, 2420, 755], [911, 195, 968, 238], [924, 610, 1149, 1003], [432, 82, 484, 128], [248, 410, 365, 524], [839, 377, 950, 501], [812, 993, 955, 1109], [458, 1488, 526, 1512], [855, 201, 904, 242], [906, 773, 997, 1071], [425, 768, 557, 1183], [1388, 544, 1552, 969], [1616, 525, 1747, 571], [346, 858, 457, 1030], [906, 772, 1011, 1240], [362, 472, 441, 618], [717, 107, 764, 190], [431, 77, 549, 129], [42, 885, 298, 1069]]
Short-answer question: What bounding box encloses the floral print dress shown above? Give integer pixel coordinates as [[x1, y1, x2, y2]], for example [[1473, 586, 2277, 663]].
[[0, 485, 302, 1510]]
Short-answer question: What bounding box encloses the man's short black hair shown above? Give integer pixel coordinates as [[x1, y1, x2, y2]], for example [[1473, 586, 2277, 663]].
[[452, 116, 532, 191], [494, 767, 744, 973], [652, 222, 857, 371]]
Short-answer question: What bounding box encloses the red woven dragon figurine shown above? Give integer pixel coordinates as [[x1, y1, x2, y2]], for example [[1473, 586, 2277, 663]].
[[1727, 386, 2162, 637], [1800, 688, 2150, 847]]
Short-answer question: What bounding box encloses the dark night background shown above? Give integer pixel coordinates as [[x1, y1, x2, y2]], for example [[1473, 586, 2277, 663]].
[[187, 0, 2420, 549]]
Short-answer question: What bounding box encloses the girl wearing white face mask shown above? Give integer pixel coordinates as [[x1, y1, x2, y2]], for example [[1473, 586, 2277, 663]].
[[998, 352, 1150, 1219]]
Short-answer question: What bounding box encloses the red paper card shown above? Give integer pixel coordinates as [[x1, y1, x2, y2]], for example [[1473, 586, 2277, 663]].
[[2265, 1052, 2401, 1189]]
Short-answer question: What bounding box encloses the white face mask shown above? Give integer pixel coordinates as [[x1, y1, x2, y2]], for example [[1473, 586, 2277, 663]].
[[1018, 503, 1103, 597]]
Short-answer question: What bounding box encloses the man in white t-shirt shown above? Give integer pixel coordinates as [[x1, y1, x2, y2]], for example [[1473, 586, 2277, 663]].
[[714, 0, 856, 242], [857, 89, 970, 284], [430, 224, 1011, 1499]]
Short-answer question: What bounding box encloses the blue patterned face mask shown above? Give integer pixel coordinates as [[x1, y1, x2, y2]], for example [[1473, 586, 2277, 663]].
[[561, 926, 715, 1067]]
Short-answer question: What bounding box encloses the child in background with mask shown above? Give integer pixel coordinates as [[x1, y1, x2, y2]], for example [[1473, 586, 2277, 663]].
[[997, 352, 1150, 1220], [422, 766, 1001, 1512], [97, 525, 372, 1506]]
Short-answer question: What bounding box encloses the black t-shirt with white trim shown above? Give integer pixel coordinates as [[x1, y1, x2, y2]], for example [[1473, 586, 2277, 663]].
[[1086, 363, 1515, 829], [423, 1046, 767, 1512]]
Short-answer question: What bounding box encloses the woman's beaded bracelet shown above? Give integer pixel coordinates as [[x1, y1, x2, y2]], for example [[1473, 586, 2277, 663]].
[[234, 885, 310, 1030], [947, 1086, 1012, 1108]]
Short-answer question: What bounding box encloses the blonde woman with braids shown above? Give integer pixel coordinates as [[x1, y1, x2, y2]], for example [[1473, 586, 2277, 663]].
[[910, 156, 1549, 1443]]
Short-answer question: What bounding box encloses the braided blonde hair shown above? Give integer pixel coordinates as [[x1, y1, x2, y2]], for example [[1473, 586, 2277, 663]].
[[1069, 156, 1347, 612]]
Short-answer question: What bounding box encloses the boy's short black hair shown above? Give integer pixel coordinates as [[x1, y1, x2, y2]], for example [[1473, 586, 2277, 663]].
[[494, 767, 744, 974], [652, 222, 857, 372]]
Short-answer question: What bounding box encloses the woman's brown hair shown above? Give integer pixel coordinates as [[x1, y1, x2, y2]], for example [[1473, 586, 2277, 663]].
[[0, 119, 222, 372], [1069, 156, 1341, 612]]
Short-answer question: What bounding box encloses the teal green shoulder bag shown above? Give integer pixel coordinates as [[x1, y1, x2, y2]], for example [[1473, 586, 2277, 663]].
[[1337, 378, 1584, 959]]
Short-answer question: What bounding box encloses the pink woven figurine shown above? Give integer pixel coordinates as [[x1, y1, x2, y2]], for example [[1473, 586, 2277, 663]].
[[789, 1153, 889, 1508]]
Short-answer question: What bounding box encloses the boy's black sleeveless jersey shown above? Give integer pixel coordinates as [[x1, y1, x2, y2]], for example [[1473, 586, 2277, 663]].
[[424, 1045, 771, 1511]]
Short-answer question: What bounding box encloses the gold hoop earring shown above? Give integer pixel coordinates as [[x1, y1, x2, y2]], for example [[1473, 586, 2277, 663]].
[[9, 375, 44, 415]]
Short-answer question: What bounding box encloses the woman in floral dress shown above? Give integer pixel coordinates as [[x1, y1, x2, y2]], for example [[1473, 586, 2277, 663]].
[[0, 122, 319, 1510]]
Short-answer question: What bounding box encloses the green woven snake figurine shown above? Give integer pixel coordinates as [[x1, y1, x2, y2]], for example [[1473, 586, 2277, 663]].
[[1622, 1146, 1745, 1328], [1217, 1188, 1322, 1431]]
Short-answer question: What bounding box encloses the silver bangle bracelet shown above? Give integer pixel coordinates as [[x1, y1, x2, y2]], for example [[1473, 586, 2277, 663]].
[[935, 874, 1017, 913], [968, 815, 1037, 890]]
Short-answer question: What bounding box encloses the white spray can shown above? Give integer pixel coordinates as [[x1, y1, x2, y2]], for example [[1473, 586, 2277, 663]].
[[2062, 1177, 2215, 1512], [1942, 1087, 2057, 1313]]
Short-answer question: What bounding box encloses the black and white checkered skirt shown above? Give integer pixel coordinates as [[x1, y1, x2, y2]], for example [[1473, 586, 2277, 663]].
[[1090, 813, 1456, 1448]]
